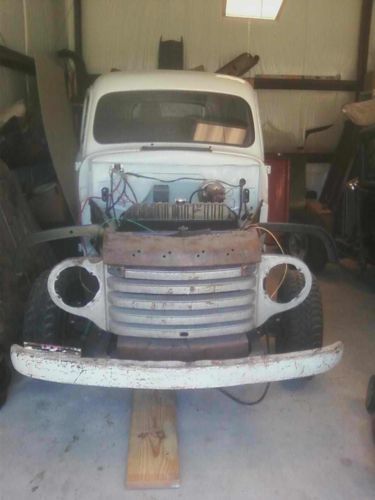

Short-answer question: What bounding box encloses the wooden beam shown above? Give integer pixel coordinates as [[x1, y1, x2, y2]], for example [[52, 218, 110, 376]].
[[73, 0, 83, 58], [251, 77, 357, 92], [356, 0, 374, 95], [266, 152, 334, 163], [126, 390, 180, 489], [0, 45, 35, 75], [89, 72, 357, 92]]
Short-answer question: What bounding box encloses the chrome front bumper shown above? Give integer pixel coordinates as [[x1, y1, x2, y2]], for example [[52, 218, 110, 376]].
[[11, 341, 343, 390]]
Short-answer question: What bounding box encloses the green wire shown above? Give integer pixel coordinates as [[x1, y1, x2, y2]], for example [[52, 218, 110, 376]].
[[124, 218, 155, 232], [101, 217, 154, 232]]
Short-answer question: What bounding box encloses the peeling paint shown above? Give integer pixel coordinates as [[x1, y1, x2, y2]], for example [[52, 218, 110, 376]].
[[11, 342, 343, 390]]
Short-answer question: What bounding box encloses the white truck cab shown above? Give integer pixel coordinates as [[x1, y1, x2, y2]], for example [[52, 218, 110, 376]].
[[11, 71, 343, 390]]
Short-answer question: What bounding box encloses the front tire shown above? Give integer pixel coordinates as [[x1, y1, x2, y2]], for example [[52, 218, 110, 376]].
[[276, 269, 323, 353]]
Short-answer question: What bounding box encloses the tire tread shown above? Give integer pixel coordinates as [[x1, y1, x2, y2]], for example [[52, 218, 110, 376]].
[[23, 271, 63, 344], [276, 270, 323, 353]]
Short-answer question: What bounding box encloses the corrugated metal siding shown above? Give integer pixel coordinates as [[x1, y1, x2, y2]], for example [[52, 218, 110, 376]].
[[0, 0, 26, 110], [81, 0, 363, 152], [0, 0, 68, 110]]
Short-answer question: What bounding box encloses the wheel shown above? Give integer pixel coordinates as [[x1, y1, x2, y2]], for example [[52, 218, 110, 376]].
[[22, 270, 104, 353], [287, 210, 328, 273], [276, 269, 323, 354], [23, 271, 66, 345], [366, 375, 375, 414]]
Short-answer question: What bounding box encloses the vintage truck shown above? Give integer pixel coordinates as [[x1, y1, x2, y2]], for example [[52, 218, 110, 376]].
[[11, 71, 343, 391]]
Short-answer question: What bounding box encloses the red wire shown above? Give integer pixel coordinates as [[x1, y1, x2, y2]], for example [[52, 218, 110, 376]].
[[79, 196, 102, 222], [79, 173, 124, 254], [112, 175, 122, 194]]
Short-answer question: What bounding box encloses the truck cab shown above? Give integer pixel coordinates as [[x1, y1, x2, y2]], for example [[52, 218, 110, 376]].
[[11, 71, 343, 390]]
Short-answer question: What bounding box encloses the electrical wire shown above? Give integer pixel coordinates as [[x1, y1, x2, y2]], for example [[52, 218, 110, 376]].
[[252, 225, 288, 299], [189, 188, 204, 203], [121, 218, 155, 232], [108, 169, 125, 216], [126, 179, 138, 203], [108, 170, 137, 221], [79, 196, 102, 222], [81, 215, 154, 257], [107, 178, 127, 217], [124, 172, 241, 189], [218, 333, 271, 406], [219, 383, 270, 406], [100, 215, 154, 232], [79, 268, 96, 296], [238, 183, 244, 219]]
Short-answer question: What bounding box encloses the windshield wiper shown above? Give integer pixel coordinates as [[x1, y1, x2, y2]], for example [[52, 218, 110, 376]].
[[141, 145, 212, 152]]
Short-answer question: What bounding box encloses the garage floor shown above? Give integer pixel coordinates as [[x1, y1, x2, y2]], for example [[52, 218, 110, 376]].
[[0, 265, 374, 500]]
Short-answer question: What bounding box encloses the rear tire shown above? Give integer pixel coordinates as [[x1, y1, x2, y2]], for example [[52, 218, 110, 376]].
[[287, 210, 328, 273], [276, 270, 323, 354]]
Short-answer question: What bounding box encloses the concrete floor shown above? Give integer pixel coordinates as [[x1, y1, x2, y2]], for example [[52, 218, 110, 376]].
[[0, 265, 374, 500]]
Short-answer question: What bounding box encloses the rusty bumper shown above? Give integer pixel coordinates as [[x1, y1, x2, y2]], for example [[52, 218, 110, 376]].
[[11, 341, 343, 390]]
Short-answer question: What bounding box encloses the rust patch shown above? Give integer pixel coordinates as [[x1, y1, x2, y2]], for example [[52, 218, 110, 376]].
[[102, 229, 261, 267]]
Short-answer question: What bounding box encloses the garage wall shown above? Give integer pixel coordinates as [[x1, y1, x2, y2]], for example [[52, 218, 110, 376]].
[[367, 4, 375, 81], [80, 0, 366, 153], [0, 0, 68, 111]]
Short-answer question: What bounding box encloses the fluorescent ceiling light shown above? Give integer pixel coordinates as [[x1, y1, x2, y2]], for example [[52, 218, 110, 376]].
[[225, 0, 284, 20]]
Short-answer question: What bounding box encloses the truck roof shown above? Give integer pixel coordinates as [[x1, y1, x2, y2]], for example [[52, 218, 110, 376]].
[[90, 70, 256, 102], [82, 70, 263, 159]]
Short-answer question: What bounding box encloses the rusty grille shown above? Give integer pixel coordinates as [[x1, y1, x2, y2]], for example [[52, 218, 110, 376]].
[[106, 265, 257, 339]]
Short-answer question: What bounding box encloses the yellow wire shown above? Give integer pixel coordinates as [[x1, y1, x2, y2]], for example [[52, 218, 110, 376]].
[[252, 225, 288, 299]]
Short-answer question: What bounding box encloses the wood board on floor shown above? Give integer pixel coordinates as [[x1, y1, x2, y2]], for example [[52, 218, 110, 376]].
[[126, 390, 180, 489]]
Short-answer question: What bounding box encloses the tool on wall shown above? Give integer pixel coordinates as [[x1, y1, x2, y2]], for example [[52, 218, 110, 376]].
[[216, 52, 259, 76], [158, 37, 184, 70]]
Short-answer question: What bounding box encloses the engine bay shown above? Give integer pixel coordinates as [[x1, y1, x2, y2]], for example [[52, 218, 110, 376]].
[[83, 163, 255, 232]]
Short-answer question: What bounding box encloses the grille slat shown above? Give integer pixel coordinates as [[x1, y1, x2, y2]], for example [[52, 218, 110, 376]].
[[108, 290, 254, 311], [108, 266, 254, 281], [109, 305, 252, 326], [107, 275, 255, 295]]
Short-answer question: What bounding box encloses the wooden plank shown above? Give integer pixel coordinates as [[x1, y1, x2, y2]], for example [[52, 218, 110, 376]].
[[126, 390, 180, 489], [35, 55, 78, 220], [216, 52, 259, 76]]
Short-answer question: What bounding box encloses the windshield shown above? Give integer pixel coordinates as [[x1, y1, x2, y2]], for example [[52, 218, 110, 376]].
[[93, 90, 255, 147]]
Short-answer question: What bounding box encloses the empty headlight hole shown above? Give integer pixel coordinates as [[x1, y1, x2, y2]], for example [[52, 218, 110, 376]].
[[54, 266, 100, 307], [263, 264, 304, 303]]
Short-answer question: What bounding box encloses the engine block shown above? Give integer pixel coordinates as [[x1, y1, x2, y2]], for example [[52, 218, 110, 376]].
[[124, 202, 235, 221]]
